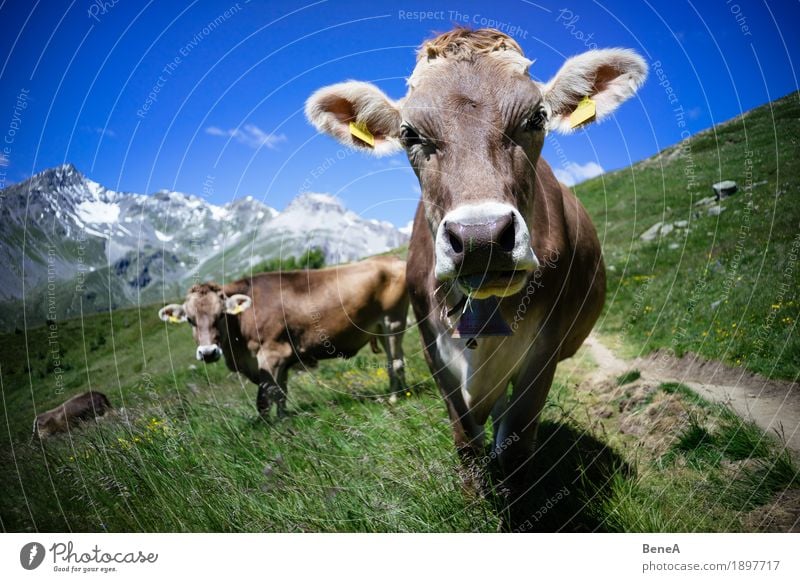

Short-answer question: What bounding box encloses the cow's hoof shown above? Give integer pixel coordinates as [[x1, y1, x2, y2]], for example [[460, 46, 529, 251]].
[[458, 465, 489, 498]]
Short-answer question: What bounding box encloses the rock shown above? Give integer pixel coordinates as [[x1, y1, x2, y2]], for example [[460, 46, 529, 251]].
[[640, 222, 663, 242], [660, 223, 674, 236], [674, 220, 689, 228], [712, 180, 738, 200], [707, 205, 725, 216], [668, 243, 680, 250], [743, 179, 767, 190], [694, 195, 716, 207]]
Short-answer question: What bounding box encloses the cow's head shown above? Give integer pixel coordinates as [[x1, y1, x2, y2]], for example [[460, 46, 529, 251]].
[[306, 28, 646, 298], [33, 414, 56, 439], [158, 283, 252, 363]]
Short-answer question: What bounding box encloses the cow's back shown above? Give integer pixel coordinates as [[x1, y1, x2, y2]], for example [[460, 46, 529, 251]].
[[36, 391, 112, 438], [237, 257, 408, 361]]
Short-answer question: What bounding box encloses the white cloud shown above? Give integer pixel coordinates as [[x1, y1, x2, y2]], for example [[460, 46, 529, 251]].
[[399, 220, 413, 236], [205, 124, 287, 150], [92, 127, 116, 138], [553, 161, 604, 186]]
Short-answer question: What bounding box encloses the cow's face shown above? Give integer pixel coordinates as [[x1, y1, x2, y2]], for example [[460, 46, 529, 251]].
[[159, 284, 252, 363], [33, 415, 57, 439], [306, 29, 646, 298]]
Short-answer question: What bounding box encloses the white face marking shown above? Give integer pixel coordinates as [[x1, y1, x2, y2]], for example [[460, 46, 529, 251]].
[[433, 202, 539, 282], [196, 344, 223, 361]]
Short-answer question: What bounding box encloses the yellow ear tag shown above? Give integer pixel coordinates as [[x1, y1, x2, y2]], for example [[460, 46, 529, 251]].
[[230, 304, 244, 315], [168, 315, 181, 324], [349, 120, 375, 148], [569, 96, 597, 129]]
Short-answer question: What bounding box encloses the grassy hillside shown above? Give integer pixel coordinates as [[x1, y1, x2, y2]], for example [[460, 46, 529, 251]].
[[1, 303, 796, 532], [578, 91, 800, 381]]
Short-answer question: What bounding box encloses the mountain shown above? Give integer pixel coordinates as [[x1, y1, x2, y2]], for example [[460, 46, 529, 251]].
[[0, 164, 407, 329]]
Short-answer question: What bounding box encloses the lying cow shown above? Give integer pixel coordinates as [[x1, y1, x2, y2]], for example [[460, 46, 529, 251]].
[[306, 28, 646, 515], [34, 391, 112, 438], [159, 256, 409, 417]]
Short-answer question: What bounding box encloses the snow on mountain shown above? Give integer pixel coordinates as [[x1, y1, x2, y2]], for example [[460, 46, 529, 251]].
[[75, 199, 120, 224], [253, 192, 407, 264], [0, 164, 409, 329]]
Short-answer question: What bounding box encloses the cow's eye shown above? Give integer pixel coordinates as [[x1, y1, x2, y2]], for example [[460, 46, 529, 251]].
[[400, 124, 434, 151], [523, 107, 547, 132]]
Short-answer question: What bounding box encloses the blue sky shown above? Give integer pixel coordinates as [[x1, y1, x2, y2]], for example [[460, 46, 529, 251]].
[[0, 0, 798, 227]]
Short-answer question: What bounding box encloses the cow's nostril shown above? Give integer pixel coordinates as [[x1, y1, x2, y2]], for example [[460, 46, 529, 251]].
[[445, 223, 464, 254], [497, 215, 516, 252]]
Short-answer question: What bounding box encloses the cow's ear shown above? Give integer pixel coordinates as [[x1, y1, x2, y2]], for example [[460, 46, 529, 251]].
[[158, 304, 187, 324], [541, 48, 647, 134], [224, 294, 252, 315], [305, 81, 403, 156]]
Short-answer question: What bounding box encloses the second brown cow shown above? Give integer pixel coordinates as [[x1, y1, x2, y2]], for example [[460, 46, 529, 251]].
[[159, 256, 409, 416]]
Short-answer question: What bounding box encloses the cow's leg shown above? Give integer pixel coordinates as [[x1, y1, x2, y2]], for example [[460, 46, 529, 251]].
[[256, 376, 277, 418], [442, 376, 489, 495], [490, 391, 509, 451], [494, 352, 558, 526], [273, 364, 290, 418], [256, 350, 284, 419], [418, 323, 486, 491], [380, 315, 407, 401]]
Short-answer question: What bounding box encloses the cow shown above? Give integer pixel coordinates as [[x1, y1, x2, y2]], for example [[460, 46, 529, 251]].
[[34, 391, 113, 439], [305, 28, 646, 516], [158, 256, 409, 417]]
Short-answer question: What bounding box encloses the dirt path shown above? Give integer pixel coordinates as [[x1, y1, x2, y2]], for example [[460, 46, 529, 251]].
[[583, 335, 800, 454]]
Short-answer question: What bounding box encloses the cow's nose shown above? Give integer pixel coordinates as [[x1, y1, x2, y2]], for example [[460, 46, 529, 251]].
[[443, 211, 516, 267], [441, 211, 522, 277], [434, 203, 539, 282], [196, 345, 222, 363]]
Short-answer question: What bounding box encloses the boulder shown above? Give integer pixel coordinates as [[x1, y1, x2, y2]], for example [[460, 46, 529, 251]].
[[640, 222, 663, 242], [712, 180, 737, 200], [694, 195, 716, 207]]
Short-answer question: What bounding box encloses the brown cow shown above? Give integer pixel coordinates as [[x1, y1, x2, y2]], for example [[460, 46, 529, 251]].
[[306, 28, 646, 513], [159, 256, 409, 417], [34, 391, 112, 438]]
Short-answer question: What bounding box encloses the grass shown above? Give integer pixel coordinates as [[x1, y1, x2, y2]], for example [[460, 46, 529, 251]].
[[578, 90, 800, 381], [616, 369, 641, 385], [0, 308, 501, 532], [1, 306, 796, 532]]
